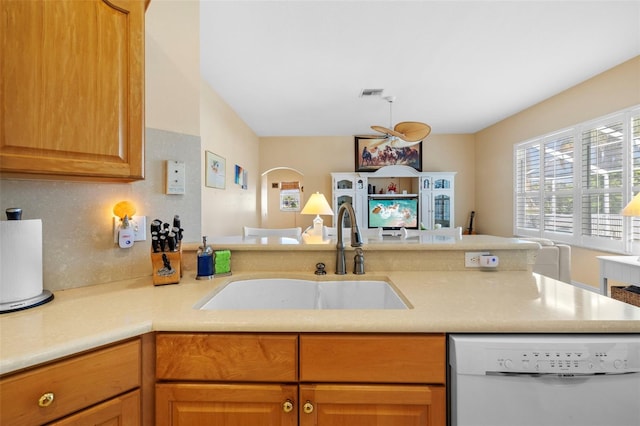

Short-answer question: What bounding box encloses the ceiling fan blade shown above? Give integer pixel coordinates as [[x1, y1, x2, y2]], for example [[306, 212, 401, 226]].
[[371, 125, 404, 139], [393, 121, 432, 142]]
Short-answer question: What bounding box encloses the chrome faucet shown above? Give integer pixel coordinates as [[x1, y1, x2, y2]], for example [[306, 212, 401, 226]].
[[335, 202, 363, 275]]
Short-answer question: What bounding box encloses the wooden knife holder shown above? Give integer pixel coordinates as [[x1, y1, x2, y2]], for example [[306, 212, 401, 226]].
[[151, 245, 183, 286]]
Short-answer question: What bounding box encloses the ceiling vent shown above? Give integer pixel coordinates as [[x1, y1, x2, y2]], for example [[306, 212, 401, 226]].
[[359, 88, 384, 98]]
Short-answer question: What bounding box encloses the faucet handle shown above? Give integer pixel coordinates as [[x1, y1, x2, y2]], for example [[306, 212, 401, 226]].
[[315, 262, 327, 275], [353, 248, 365, 275]]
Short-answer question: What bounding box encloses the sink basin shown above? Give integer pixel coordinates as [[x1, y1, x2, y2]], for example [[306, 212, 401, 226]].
[[195, 278, 409, 310]]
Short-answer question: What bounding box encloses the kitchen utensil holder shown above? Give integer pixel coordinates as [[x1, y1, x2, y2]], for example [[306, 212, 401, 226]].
[[611, 286, 640, 307], [151, 244, 183, 286]]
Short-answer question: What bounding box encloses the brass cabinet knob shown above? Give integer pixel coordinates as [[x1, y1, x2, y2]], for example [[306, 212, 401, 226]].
[[303, 401, 314, 414], [38, 392, 55, 407], [282, 399, 294, 413]]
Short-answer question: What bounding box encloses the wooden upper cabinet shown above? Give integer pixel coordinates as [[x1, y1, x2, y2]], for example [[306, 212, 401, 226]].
[[0, 0, 146, 181]]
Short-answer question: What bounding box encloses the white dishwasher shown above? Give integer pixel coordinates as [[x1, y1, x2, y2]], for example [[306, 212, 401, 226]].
[[449, 334, 640, 426]]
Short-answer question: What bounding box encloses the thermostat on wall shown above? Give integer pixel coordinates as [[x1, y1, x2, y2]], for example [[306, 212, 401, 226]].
[[166, 160, 186, 194]]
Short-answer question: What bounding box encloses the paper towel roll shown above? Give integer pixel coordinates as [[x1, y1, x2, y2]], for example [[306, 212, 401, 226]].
[[0, 219, 44, 303]]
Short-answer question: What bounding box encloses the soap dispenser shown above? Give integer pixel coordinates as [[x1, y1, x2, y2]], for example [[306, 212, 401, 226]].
[[196, 236, 214, 280]]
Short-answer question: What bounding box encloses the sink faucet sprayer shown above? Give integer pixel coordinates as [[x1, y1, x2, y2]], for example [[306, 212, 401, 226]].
[[336, 203, 364, 275]]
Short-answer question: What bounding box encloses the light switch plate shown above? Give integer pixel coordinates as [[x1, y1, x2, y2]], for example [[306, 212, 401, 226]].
[[166, 160, 186, 194]]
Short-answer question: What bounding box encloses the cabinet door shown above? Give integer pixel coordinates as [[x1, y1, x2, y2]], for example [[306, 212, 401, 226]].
[[49, 390, 140, 426], [299, 384, 445, 426], [0, 0, 145, 181], [434, 193, 452, 228], [156, 383, 297, 426]]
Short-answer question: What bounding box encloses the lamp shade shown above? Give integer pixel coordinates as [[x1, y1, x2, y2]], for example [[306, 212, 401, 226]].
[[301, 192, 334, 216], [622, 192, 640, 216]]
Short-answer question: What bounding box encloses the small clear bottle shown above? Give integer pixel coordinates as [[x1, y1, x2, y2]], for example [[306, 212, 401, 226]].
[[196, 236, 214, 279]]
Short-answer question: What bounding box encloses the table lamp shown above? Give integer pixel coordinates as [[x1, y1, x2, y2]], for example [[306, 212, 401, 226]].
[[622, 192, 640, 259], [301, 192, 334, 236], [621, 192, 640, 216]]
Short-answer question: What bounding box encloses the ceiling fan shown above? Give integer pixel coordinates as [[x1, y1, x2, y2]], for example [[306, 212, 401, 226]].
[[370, 96, 431, 143]]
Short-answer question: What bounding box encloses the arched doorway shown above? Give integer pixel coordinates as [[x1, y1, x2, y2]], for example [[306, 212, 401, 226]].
[[261, 167, 304, 228]]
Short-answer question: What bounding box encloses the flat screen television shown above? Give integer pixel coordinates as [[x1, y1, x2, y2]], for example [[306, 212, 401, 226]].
[[368, 196, 419, 229]]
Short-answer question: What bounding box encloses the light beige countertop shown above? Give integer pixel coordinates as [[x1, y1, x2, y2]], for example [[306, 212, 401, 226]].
[[2, 269, 639, 376]]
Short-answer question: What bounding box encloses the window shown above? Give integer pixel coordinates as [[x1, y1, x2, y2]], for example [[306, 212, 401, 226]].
[[514, 106, 640, 254]]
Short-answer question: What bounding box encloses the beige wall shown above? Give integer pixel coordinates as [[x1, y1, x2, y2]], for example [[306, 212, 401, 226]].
[[200, 81, 261, 237], [145, 0, 200, 136], [259, 134, 476, 230], [475, 56, 640, 288]]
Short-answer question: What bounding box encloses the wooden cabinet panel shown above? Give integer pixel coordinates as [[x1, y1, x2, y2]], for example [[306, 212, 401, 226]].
[[300, 333, 446, 384], [300, 384, 446, 426], [156, 333, 298, 382], [0, 339, 141, 426], [156, 383, 297, 426], [50, 390, 141, 426], [0, 0, 145, 181]]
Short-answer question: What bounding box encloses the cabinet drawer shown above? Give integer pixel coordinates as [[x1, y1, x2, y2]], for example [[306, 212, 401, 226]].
[[0, 339, 140, 426], [300, 334, 445, 384], [156, 333, 298, 382]]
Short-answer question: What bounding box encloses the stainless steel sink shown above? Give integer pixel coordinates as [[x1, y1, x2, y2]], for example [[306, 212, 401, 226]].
[[195, 278, 409, 310]]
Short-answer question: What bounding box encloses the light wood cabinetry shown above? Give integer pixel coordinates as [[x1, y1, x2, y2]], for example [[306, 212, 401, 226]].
[[0, 339, 141, 426], [49, 390, 140, 426], [155, 332, 446, 426], [156, 383, 297, 426], [299, 334, 446, 426], [155, 333, 298, 426], [0, 0, 146, 181], [299, 384, 445, 426]]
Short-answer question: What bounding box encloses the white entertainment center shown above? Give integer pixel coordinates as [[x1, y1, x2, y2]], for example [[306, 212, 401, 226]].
[[331, 165, 456, 231]]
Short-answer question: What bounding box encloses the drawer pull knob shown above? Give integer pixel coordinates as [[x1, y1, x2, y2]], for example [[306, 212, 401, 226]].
[[38, 392, 55, 407], [303, 401, 314, 414], [282, 399, 294, 413]]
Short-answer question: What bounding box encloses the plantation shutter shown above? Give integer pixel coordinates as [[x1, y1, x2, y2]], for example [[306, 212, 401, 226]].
[[543, 133, 574, 236], [580, 118, 624, 250], [515, 142, 541, 234]]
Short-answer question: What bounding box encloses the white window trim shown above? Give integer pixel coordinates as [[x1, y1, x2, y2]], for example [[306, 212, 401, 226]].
[[514, 105, 640, 255]]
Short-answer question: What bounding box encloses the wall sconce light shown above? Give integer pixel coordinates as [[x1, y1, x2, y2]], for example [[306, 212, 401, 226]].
[[301, 192, 334, 236], [112, 201, 146, 248]]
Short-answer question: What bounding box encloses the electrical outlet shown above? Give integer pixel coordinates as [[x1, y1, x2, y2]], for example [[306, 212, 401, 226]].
[[465, 251, 490, 267], [113, 216, 147, 243]]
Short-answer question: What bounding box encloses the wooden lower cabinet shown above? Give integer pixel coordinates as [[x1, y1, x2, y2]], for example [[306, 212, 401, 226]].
[[155, 383, 297, 426], [0, 339, 141, 426], [299, 384, 445, 426], [50, 390, 140, 426], [154, 333, 446, 426]]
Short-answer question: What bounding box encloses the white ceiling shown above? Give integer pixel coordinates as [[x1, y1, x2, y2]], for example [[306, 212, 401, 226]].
[[200, 1, 640, 136]]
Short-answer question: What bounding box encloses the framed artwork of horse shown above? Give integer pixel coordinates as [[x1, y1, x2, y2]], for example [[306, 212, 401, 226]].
[[354, 136, 422, 172]]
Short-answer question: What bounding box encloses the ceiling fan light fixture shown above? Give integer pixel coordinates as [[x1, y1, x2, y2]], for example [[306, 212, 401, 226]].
[[370, 96, 431, 142]]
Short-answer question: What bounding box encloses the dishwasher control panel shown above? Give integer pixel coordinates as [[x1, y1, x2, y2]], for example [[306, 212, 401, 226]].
[[487, 346, 636, 374], [450, 334, 640, 375]]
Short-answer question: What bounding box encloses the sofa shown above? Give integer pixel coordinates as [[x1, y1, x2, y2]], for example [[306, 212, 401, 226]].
[[520, 238, 572, 284]]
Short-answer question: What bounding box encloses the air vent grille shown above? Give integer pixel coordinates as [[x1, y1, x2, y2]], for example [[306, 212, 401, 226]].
[[360, 88, 384, 97]]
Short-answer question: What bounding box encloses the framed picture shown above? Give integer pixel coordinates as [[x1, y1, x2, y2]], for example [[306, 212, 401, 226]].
[[280, 190, 301, 211], [235, 164, 248, 189], [354, 136, 422, 172], [205, 151, 225, 189]]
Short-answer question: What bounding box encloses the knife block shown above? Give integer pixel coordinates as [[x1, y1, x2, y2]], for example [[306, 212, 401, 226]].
[[150, 246, 183, 286]]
